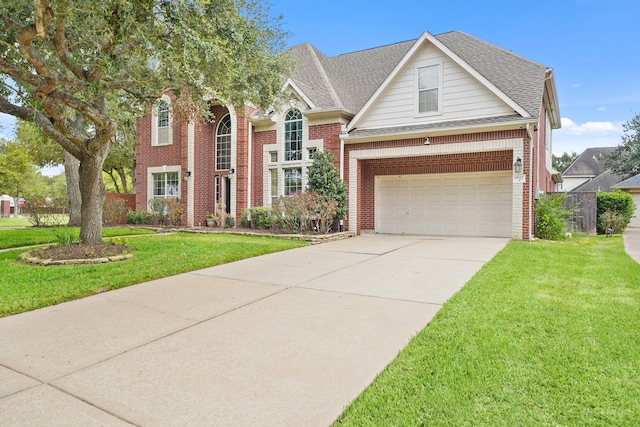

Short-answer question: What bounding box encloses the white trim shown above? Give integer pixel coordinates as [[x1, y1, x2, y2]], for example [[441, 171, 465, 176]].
[[228, 108, 237, 218], [146, 165, 181, 208], [282, 78, 317, 109], [151, 94, 173, 146], [347, 137, 525, 239], [415, 62, 443, 116], [348, 31, 531, 131], [187, 122, 195, 226]]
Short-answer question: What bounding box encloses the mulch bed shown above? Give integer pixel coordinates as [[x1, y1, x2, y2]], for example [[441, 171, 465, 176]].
[[31, 243, 132, 262]]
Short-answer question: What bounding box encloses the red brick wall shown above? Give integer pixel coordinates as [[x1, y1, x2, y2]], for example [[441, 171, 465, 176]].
[[251, 129, 275, 207], [309, 122, 342, 166], [105, 192, 136, 224], [135, 109, 185, 212]]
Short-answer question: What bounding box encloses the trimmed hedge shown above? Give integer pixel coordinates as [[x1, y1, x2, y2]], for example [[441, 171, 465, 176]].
[[596, 190, 634, 234]]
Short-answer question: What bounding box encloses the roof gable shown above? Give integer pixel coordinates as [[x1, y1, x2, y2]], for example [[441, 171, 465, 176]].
[[563, 147, 616, 177], [285, 31, 555, 132]]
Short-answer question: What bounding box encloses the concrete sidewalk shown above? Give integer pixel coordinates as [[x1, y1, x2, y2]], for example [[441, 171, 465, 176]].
[[0, 235, 508, 426]]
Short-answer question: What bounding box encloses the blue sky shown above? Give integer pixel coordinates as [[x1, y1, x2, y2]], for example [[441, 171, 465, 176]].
[[267, 0, 640, 155], [1, 0, 638, 159]]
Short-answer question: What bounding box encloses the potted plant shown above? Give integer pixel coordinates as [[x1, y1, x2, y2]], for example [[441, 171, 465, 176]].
[[205, 212, 215, 227]]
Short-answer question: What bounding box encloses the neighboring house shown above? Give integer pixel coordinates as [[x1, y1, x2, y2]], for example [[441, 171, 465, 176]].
[[560, 147, 621, 192], [135, 30, 561, 239], [613, 173, 640, 228]]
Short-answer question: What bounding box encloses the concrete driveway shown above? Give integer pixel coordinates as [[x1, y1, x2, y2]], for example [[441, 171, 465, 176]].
[[0, 234, 508, 426]]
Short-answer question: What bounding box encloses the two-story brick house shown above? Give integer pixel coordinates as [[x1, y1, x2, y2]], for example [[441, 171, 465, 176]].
[[135, 30, 561, 239]]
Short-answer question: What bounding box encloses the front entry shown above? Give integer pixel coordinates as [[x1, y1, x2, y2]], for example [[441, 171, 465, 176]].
[[224, 176, 231, 214], [214, 175, 232, 215]]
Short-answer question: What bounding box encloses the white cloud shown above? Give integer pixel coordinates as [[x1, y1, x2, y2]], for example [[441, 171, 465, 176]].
[[554, 118, 622, 154], [559, 118, 621, 135], [597, 107, 606, 112], [571, 83, 581, 88]]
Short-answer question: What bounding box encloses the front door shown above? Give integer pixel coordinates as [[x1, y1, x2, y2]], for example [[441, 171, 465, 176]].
[[224, 176, 231, 214]]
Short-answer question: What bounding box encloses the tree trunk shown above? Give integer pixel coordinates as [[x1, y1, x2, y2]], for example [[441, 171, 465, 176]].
[[130, 157, 136, 194], [78, 146, 110, 245], [106, 170, 120, 193], [64, 150, 82, 226], [117, 165, 128, 194]]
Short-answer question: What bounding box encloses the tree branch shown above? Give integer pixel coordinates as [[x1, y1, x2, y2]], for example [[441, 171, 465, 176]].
[[0, 94, 82, 159]]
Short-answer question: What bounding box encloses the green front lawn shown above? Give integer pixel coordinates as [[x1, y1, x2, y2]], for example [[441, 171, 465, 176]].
[[335, 235, 640, 426], [0, 216, 32, 227], [0, 232, 306, 317], [0, 226, 156, 250]]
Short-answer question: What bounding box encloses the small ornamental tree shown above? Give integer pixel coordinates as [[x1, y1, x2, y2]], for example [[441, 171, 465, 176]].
[[534, 193, 573, 240], [307, 150, 347, 221]]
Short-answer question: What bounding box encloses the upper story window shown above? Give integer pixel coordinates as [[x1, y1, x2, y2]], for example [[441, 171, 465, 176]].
[[216, 114, 232, 170], [152, 97, 173, 146], [417, 64, 441, 114], [157, 101, 170, 128], [284, 109, 302, 161]]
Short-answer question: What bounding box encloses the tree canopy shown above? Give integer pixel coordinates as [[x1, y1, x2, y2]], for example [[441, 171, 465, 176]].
[[0, 0, 290, 243], [605, 113, 640, 180], [552, 151, 577, 173]]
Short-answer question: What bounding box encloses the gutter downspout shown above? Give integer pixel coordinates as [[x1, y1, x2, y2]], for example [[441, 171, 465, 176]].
[[339, 124, 347, 232], [247, 121, 252, 210], [526, 123, 535, 240]]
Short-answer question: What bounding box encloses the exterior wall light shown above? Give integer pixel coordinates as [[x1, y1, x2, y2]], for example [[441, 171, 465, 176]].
[[229, 168, 235, 175], [183, 171, 192, 181], [513, 157, 523, 174]]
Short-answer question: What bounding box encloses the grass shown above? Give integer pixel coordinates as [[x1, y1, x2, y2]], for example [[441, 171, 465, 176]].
[[0, 232, 306, 317], [334, 235, 640, 426], [0, 226, 156, 249], [0, 216, 32, 227]]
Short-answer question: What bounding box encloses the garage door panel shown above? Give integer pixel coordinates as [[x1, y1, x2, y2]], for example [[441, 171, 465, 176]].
[[375, 172, 512, 237]]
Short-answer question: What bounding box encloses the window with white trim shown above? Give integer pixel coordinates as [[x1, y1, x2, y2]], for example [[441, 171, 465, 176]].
[[216, 115, 231, 170], [417, 65, 440, 113], [284, 109, 302, 161], [152, 97, 173, 146], [270, 169, 278, 204], [153, 172, 179, 198], [284, 168, 302, 195]]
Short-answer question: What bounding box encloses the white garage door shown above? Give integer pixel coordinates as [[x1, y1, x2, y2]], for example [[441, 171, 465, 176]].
[[375, 171, 512, 237], [630, 193, 640, 228]]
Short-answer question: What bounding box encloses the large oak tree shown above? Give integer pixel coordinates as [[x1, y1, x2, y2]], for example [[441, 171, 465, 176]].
[[0, 0, 289, 243], [606, 113, 640, 180]]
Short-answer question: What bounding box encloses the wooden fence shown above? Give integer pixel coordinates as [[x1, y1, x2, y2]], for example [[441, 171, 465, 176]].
[[549, 192, 597, 234]]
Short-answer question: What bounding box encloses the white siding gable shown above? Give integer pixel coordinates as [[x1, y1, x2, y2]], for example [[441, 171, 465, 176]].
[[356, 43, 516, 130]]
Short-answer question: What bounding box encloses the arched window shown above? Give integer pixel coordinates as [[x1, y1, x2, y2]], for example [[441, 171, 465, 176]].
[[284, 109, 302, 161], [216, 114, 231, 170]]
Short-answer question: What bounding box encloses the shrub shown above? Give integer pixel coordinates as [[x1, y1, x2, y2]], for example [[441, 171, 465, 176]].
[[52, 226, 79, 246], [22, 198, 66, 227], [598, 211, 627, 234], [164, 198, 184, 226], [125, 209, 151, 225], [148, 198, 166, 225], [249, 206, 274, 229], [597, 190, 634, 234], [272, 192, 338, 233], [535, 193, 572, 240], [225, 215, 235, 228], [102, 198, 126, 225]]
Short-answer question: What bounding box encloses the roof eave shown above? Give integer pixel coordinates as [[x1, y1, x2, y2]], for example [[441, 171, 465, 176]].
[[544, 69, 561, 129], [344, 118, 536, 144]]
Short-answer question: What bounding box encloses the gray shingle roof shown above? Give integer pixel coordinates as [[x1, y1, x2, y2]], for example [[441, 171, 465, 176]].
[[287, 31, 549, 120], [562, 147, 616, 176], [572, 169, 622, 192], [613, 173, 640, 188]]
